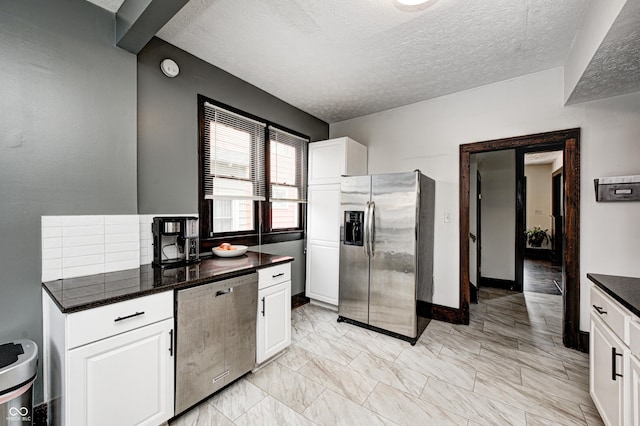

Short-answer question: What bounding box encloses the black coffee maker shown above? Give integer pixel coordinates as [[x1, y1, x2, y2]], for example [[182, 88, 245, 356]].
[[152, 217, 200, 267]]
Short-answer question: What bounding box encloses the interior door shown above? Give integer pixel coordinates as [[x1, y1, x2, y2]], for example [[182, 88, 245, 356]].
[[369, 172, 418, 338], [338, 175, 371, 324]]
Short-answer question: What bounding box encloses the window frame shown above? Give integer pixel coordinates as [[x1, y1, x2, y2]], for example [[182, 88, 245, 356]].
[[198, 95, 308, 249]]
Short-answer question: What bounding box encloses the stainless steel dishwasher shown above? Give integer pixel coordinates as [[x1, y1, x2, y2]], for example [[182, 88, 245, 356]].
[[175, 272, 258, 414]]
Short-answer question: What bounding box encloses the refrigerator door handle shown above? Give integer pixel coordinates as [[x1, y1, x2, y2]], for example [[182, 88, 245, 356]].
[[368, 201, 375, 257], [363, 201, 370, 257]]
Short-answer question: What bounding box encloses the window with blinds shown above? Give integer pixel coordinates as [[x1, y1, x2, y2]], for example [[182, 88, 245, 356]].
[[198, 95, 310, 243], [269, 127, 308, 230], [203, 102, 266, 233]]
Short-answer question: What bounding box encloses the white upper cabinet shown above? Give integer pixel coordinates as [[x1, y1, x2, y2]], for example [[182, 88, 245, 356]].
[[308, 137, 367, 185]]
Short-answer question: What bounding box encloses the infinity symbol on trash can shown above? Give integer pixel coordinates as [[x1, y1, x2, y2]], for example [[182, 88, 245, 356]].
[[9, 407, 29, 416]]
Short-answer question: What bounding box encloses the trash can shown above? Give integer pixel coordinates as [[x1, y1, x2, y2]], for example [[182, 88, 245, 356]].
[[0, 340, 38, 425]]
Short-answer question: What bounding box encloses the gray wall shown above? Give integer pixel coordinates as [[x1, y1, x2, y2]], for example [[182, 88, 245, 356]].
[[0, 0, 137, 402], [137, 37, 329, 294]]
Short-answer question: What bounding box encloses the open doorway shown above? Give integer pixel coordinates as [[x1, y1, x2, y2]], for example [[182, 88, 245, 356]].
[[459, 128, 584, 351], [522, 150, 564, 295]]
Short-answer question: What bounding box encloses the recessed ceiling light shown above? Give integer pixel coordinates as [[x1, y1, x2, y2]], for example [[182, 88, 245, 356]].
[[396, 0, 432, 5]]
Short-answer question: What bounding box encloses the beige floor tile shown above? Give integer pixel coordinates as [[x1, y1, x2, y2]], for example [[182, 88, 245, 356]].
[[338, 330, 406, 362], [438, 345, 522, 385], [423, 327, 483, 355], [246, 362, 326, 413], [520, 366, 591, 406], [474, 372, 586, 425], [233, 395, 316, 426], [294, 332, 360, 366], [395, 347, 477, 391], [420, 376, 527, 426], [363, 382, 468, 426], [206, 379, 266, 421], [348, 351, 428, 396], [298, 356, 378, 404], [303, 389, 397, 426], [276, 344, 315, 371]]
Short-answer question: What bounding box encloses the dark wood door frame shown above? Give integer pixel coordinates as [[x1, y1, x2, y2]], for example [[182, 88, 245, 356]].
[[460, 128, 584, 351]]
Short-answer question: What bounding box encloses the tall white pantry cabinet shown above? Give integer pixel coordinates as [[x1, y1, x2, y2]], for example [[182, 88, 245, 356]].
[[306, 137, 367, 307]]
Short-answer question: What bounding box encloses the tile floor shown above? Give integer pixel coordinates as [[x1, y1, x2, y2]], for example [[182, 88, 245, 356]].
[[170, 287, 602, 425]]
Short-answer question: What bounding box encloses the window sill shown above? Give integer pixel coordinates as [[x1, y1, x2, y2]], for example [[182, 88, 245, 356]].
[[201, 230, 304, 250]]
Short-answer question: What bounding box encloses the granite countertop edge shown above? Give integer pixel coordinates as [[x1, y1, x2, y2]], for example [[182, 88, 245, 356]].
[[587, 273, 640, 318], [43, 251, 294, 314]]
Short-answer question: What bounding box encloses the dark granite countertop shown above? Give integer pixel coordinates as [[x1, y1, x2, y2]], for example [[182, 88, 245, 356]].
[[43, 251, 293, 314], [587, 273, 640, 317]]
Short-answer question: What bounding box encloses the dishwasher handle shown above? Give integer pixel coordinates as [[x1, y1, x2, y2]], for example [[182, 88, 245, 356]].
[[216, 288, 233, 297]]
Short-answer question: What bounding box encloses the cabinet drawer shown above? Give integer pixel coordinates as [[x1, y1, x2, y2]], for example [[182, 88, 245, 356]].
[[258, 264, 291, 289], [67, 291, 173, 349], [591, 285, 629, 342]]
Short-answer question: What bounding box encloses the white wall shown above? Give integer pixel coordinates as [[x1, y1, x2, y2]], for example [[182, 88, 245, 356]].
[[478, 150, 516, 281], [525, 163, 553, 249], [330, 67, 640, 331]]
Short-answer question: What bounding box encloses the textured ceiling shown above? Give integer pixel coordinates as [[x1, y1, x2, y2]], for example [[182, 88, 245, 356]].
[[524, 151, 563, 166], [84, 0, 638, 124], [156, 0, 588, 123], [567, 0, 640, 104]]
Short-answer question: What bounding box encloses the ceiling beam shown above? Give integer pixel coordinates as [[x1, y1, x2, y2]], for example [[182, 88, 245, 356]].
[[116, 0, 190, 54]]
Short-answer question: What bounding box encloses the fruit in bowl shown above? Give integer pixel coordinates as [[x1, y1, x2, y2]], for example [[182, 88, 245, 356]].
[[212, 243, 248, 257]]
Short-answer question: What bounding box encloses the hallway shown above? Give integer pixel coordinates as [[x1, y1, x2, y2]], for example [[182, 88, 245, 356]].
[[523, 258, 562, 295]]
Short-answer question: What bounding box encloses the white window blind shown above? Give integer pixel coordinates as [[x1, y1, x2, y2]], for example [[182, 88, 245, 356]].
[[269, 126, 308, 203], [204, 102, 266, 201]]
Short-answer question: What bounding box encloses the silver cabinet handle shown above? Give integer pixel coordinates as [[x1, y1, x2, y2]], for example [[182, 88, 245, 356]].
[[261, 297, 266, 316], [114, 311, 145, 322]]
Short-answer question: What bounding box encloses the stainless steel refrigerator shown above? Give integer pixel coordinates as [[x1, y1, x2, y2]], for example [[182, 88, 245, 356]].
[[338, 170, 435, 344]]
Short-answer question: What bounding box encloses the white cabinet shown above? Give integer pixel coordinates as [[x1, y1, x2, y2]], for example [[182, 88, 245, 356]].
[[43, 291, 175, 426], [590, 284, 639, 426], [591, 312, 626, 426], [306, 137, 367, 307], [308, 137, 368, 186], [68, 318, 174, 426], [257, 264, 292, 364]]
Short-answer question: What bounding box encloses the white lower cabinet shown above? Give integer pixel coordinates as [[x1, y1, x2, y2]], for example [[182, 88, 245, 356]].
[[257, 264, 291, 364], [630, 354, 640, 426], [591, 313, 626, 426], [306, 240, 339, 305], [43, 290, 175, 426], [68, 318, 174, 426]]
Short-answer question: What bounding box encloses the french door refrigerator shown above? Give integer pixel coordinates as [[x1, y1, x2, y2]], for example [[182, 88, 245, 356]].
[[338, 170, 435, 344]]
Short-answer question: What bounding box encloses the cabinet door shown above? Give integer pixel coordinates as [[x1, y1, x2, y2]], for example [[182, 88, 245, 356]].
[[257, 281, 291, 363], [68, 318, 174, 426], [307, 185, 340, 242], [306, 241, 339, 305], [631, 355, 640, 426], [308, 139, 346, 185], [591, 315, 625, 426]]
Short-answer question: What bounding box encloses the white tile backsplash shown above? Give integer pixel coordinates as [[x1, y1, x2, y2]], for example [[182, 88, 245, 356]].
[[61, 215, 104, 227], [61, 225, 104, 237], [41, 214, 198, 280]]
